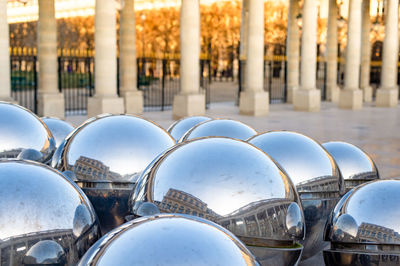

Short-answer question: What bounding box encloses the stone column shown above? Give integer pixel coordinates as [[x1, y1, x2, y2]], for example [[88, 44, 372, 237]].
[[326, 0, 339, 102], [37, 0, 65, 118], [119, 0, 143, 114], [88, 0, 124, 118], [0, 0, 13, 102], [239, 0, 249, 62], [360, 0, 372, 102], [239, 0, 269, 116], [376, 0, 399, 107], [238, 0, 249, 105], [293, 0, 320, 112], [339, 0, 363, 110], [172, 0, 205, 119], [286, 0, 300, 103]]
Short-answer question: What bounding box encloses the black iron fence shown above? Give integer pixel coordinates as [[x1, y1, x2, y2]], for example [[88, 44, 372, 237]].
[[8, 47, 400, 115], [9, 48, 211, 115], [135, 55, 211, 111], [369, 61, 400, 99], [58, 49, 94, 115], [238, 55, 327, 103], [10, 47, 37, 113]]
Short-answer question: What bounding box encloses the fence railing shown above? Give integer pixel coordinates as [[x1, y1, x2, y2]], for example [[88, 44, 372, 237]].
[[9, 47, 400, 115], [9, 48, 210, 115], [238, 57, 328, 104], [10, 47, 37, 113], [58, 49, 94, 115], [134, 57, 211, 112]]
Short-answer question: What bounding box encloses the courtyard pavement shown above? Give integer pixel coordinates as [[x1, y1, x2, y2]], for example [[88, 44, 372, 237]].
[[67, 101, 400, 180]]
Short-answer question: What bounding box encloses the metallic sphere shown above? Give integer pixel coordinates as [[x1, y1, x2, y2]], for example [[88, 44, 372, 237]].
[[79, 214, 259, 266], [167, 116, 212, 142], [23, 240, 66, 265], [324, 180, 400, 265], [248, 131, 344, 260], [17, 148, 44, 162], [42, 117, 75, 148], [180, 119, 257, 141], [0, 160, 100, 265], [130, 137, 304, 265], [323, 141, 379, 192], [53, 114, 176, 234], [0, 102, 55, 163]]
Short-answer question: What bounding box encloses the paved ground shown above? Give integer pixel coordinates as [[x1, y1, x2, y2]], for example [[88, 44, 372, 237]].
[[67, 101, 400, 179], [209, 81, 238, 102]]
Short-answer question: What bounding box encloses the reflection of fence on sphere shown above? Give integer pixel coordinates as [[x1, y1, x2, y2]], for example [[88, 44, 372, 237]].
[[0, 229, 75, 265]]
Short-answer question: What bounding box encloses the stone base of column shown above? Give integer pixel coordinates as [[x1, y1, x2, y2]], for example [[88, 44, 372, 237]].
[[122, 90, 143, 114], [339, 89, 363, 110], [327, 86, 340, 103], [0, 96, 17, 105], [172, 93, 205, 120], [286, 87, 297, 104], [87, 95, 124, 118], [239, 91, 269, 116], [362, 86, 373, 102], [376, 88, 399, 107], [293, 89, 321, 112], [37, 92, 65, 119]]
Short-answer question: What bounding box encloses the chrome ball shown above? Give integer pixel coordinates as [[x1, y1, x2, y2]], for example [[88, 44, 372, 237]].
[[42, 117, 75, 148], [181, 119, 257, 141], [130, 137, 304, 265], [0, 160, 100, 265], [79, 214, 259, 265], [248, 131, 344, 260], [23, 240, 66, 265], [323, 141, 379, 192], [53, 114, 176, 234], [0, 102, 55, 163], [167, 116, 212, 142], [324, 180, 400, 265]]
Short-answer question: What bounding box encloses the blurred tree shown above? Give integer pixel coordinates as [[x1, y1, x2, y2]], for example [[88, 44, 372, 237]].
[[7, 0, 315, 58]]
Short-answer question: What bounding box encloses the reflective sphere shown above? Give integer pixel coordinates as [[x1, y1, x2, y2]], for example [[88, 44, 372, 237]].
[[23, 240, 66, 265], [0, 102, 55, 163], [131, 137, 304, 265], [323, 141, 379, 192], [324, 180, 400, 265], [181, 119, 257, 141], [53, 114, 176, 234], [42, 117, 75, 148], [248, 131, 343, 260], [17, 148, 44, 162], [79, 214, 259, 266], [167, 116, 212, 141], [0, 160, 100, 265]]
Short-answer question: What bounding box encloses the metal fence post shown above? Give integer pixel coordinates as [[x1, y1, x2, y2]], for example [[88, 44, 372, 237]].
[[161, 58, 166, 111], [33, 55, 38, 113], [57, 56, 62, 93], [237, 60, 242, 106], [88, 54, 93, 97], [323, 61, 327, 101], [116, 57, 120, 96], [284, 60, 287, 102], [268, 61, 273, 103]]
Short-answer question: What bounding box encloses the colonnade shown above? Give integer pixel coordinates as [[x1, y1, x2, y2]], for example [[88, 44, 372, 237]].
[[0, 0, 12, 103], [286, 0, 399, 111], [0, 0, 399, 118]]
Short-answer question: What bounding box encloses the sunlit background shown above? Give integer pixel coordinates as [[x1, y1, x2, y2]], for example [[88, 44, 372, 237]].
[[6, 0, 387, 76]]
